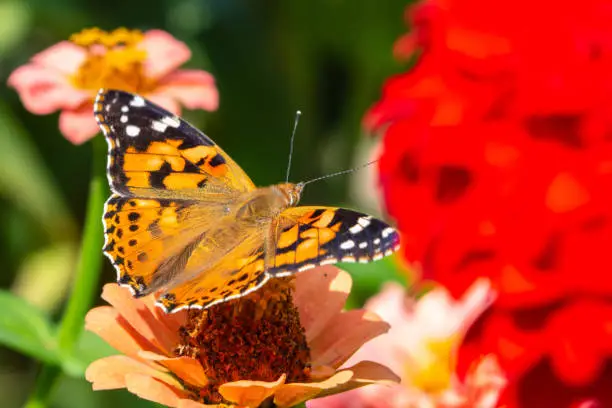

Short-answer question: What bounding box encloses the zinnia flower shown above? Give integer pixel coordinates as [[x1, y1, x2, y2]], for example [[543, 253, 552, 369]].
[[366, 0, 612, 406], [85, 266, 399, 407], [8, 27, 218, 144], [308, 278, 505, 408]]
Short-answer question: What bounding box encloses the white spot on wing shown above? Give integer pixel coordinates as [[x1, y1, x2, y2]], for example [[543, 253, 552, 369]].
[[357, 216, 371, 228], [340, 240, 355, 250], [320, 258, 337, 265], [373, 238, 381, 245], [358, 242, 368, 249], [298, 264, 316, 272], [151, 120, 168, 132], [125, 125, 140, 137], [161, 116, 181, 128], [130, 96, 145, 107], [120, 115, 128, 123], [349, 224, 363, 234], [382, 227, 395, 238], [121, 106, 129, 113]]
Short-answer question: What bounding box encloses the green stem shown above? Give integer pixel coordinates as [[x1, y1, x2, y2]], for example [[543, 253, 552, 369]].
[[24, 135, 107, 408], [57, 135, 107, 350]]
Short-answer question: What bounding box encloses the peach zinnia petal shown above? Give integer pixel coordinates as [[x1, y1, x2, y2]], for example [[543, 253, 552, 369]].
[[219, 375, 286, 407], [101, 284, 180, 354], [86, 355, 174, 390], [156, 70, 219, 111], [85, 306, 155, 358], [309, 309, 389, 368], [177, 399, 212, 408], [141, 30, 191, 80], [295, 266, 352, 342], [276, 361, 399, 407], [58, 104, 101, 144], [138, 350, 209, 388], [125, 373, 187, 407]]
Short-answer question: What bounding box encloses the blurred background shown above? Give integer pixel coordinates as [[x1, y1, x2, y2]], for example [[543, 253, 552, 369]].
[[0, 0, 411, 407]]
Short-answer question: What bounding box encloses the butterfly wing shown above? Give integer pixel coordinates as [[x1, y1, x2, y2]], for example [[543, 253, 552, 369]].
[[157, 224, 271, 312], [94, 89, 255, 199], [156, 206, 401, 312], [96, 89, 254, 298], [103, 194, 236, 297], [267, 207, 401, 276]]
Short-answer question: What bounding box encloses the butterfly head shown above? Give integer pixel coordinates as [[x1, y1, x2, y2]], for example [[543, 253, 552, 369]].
[[276, 182, 304, 207]]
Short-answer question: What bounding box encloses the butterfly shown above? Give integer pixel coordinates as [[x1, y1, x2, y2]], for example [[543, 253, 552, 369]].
[[95, 89, 400, 313]]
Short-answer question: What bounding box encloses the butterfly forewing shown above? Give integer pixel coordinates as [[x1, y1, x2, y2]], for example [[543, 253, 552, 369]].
[[268, 207, 401, 276], [94, 89, 255, 199]]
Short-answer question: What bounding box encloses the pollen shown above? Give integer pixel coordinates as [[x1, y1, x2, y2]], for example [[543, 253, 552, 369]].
[[175, 278, 312, 404], [69, 27, 151, 93]]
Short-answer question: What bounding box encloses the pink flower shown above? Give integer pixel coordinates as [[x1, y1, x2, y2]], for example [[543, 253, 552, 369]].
[[308, 279, 506, 408], [8, 27, 218, 144]]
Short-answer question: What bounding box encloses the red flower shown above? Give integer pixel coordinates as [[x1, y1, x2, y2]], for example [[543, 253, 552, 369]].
[[367, 0, 612, 406]]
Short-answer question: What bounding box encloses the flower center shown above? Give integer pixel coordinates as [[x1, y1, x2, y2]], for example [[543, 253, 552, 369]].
[[405, 337, 456, 394], [175, 278, 312, 404], [70, 27, 152, 93]]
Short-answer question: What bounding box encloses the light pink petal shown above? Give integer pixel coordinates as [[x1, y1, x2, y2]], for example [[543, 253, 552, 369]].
[[86, 355, 173, 391], [156, 70, 219, 111], [58, 104, 100, 144], [309, 309, 390, 368], [294, 266, 352, 343], [30, 41, 87, 74], [125, 373, 187, 407], [8, 65, 90, 115], [141, 30, 191, 80]]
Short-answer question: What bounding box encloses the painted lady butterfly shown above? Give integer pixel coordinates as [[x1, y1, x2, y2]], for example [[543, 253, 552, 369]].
[[95, 89, 400, 312]]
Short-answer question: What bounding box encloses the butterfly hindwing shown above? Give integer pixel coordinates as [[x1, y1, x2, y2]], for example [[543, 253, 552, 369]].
[[157, 228, 272, 312], [103, 194, 227, 296], [94, 89, 254, 198]]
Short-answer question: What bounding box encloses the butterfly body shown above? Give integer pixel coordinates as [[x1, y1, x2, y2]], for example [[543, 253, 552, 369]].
[[95, 89, 400, 312]]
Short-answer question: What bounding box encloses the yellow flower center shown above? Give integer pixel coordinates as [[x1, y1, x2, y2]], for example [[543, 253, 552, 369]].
[[175, 278, 312, 405], [69, 27, 152, 93], [405, 336, 457, 394]]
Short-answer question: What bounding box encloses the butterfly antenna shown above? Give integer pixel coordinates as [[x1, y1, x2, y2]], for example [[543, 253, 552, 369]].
[[301, 159, 379, 186], [285, 110, 302, 183]]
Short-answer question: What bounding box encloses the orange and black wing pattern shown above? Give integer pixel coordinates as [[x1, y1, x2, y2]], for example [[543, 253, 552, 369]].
[[94, 89, 254, 198], [155, 207, 400, 312], [267, 207, 401, 277]]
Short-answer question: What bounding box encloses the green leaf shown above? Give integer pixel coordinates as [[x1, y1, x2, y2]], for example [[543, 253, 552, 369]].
[[0, 290, 58, 363]]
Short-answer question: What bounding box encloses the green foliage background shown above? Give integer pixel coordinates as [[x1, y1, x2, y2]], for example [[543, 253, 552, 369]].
[[0, 1, 410, 406]]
